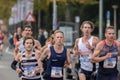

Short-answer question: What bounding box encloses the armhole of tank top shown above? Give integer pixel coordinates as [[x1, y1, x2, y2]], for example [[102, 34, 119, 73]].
[[64, 47, 67, 60], [102, 40, 105, 47], [89, 36, 94, 46], [64, 47, 67, 54], [78, 38, 81, 46], [50, 46, 53, 57], [113, 40, 119, 47]]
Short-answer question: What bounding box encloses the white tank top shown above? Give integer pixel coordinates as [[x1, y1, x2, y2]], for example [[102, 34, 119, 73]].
[[78, 36, 94, 71]]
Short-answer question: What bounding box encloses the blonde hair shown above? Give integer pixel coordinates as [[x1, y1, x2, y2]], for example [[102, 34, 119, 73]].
[[54, 30, 64, 36]]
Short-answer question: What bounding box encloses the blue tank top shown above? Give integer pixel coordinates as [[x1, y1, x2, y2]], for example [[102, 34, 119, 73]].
[[46, 46, 67, 79], [98, 40, 118, 74]]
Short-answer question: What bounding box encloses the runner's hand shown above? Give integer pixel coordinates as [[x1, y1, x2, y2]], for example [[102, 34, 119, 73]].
[[105, 52, 112, 59], [16, 68, 22, 73]]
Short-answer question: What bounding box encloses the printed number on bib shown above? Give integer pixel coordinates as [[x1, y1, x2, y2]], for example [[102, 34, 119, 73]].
[[103, 58, 116, 68], [80, 54, 92, 62], [51, 67, 62, 78], [23, 66, 35, 77]]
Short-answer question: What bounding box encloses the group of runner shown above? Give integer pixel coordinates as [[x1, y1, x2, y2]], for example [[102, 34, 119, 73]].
[[11, 20, 120, 80]]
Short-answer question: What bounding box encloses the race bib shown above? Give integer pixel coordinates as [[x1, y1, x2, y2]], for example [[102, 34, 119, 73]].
[[103, 58, 116, 68], [80, 54, 92, 62], [23, 66, 35, 77], [51, 67, 62, 78]]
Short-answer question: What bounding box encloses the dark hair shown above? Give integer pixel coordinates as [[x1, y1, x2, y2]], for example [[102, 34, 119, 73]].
[[105, 26, 114, 33], [23, 25, 32, 30], [23, 36, 35, 46]]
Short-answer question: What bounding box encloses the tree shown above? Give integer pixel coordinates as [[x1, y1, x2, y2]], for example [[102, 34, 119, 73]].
[[33, 0, 99, 31], [0, 0, 16, 24]]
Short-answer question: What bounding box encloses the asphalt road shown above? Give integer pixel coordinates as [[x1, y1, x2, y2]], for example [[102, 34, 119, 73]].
[[0, 46, 19, 80], [0, 45, 120, 80]]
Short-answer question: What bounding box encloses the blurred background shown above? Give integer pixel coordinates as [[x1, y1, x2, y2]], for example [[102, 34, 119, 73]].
[[0, 0, 120, 47], [0, 1, 120, 80]]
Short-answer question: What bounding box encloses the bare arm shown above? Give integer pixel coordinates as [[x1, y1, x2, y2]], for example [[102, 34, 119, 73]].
[[86, 36, 99, 50], [38, 48, 50, 72], [13, 42, 20, 58], [118, 42, 120, 60], [92, 36, 99, 49], [64, 49, 72, 69], [66, 49, 72, 65], [73, 38, 79, 55], [91, 41, 111, 63], [35, 50, 41, 60], [34, 40, 41, 51]]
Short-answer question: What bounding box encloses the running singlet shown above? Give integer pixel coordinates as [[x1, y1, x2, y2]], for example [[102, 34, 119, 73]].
[[21, 52, 40, 79], [46, 46, 67, 79], [19, 39, 26, 53], [0, 34, 4, 44], [98, 40, 118, 74], [78, 36, 94, 71]]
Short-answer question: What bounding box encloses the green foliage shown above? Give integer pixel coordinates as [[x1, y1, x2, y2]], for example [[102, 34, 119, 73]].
[[0, 0, 16, 24], [33, 0, 99, 30]]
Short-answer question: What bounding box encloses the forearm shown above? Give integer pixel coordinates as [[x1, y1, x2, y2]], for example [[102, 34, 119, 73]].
[[11, 60, 18, 70], [13, 47, 19, 58], [38, 59, 44, 72], [91, 56, 107, 63]]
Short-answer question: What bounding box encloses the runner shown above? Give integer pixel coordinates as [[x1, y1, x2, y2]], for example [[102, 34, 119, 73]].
[[91, 26, 120, 80], [38, 30, 72, 80], [14, 25, 41, 58], [12, 25, 41, 80], [73, 21, 99, 80], [0, 29, 5, 56], [11, 36, 41, 80], [13, 27, 22, 46]]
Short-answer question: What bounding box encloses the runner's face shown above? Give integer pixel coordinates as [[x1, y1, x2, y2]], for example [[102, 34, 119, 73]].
[[24, 28, 32, 37], [54, 33, 64, 46], [24, 39, 33, 51], [105, 29, 115, 41], [82, 24, 92, 36], [17, 27, 22, 34]]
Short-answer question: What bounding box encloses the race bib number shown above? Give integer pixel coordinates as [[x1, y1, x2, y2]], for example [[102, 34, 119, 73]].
[[80, 54, 92, 62], [103, 58, 116, 68], [51, 67, 62, 78], [23, 66, 35, 77]]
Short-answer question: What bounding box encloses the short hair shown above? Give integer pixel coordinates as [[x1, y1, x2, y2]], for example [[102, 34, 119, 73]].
[[23, 25, 32, 30], [23, 36, 35, 46], [54, 30, 64, 36], [80, 21, 94, 30], [105, 26, 114, 33]]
